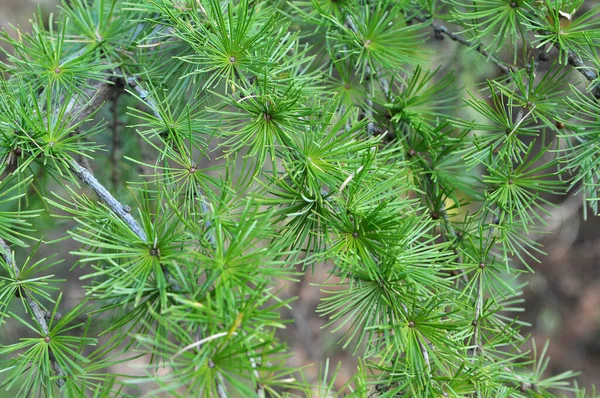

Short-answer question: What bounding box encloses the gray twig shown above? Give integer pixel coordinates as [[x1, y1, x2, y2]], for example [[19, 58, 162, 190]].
[[68, 160, 147, 242], [216, 371, 229, 398], [414, 16, 513, 75], [126, 76, 162, 120], [0, 238, 67, 391], [471, 278, 483, 359], [564, 47, 600, 99]]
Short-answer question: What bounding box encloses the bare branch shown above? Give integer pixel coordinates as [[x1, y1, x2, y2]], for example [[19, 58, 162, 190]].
[[216, 372, 229, 398], [417, 339, 431, 370], [68, 159, 148, 242], [564, 47, 600, 99]]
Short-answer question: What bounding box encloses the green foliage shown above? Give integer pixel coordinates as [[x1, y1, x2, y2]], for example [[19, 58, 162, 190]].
[[0, 0, 599, 397], [448, 0, 531, 58]]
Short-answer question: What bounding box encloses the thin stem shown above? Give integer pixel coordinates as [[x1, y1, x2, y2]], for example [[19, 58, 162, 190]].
[[0, 146, 21, 179], [0, 238, 67, 391], [439, 203, 469, 284], [216, 372, 229, 398], [418, 339, 431, 370], [126, 76, 162, 120], [508, 105, 535, 137], [471, 276, 483, 358], [414, 16, 513, 75], [110, 90, 122, 189], [68, 159, 148, 242], [564, 47, 600, 99], [400, 302, 430, 370], [249, 352, 264, 398], [365, 76, 377, 135], [199, 191, 216, 248], [124, 73, 216, 247], [344, 15, 381, 135]]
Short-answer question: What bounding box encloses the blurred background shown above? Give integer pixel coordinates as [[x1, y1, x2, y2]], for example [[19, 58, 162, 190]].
[[1, 0, 599, 396]]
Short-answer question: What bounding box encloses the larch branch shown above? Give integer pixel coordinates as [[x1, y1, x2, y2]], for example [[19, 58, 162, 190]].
[[0, 238, 67, 391]]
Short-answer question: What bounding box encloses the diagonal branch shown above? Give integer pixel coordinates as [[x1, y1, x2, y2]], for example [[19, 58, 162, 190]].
[[58, 76, 150, 243], [413, 16, 514, 75], [68, 159, 147, 242], [64, 77, 230, 394], [415, 15, 600, 98], [564, 47, 600, 99], [535, 27, 600, 98], [0, 238, 67, 391]]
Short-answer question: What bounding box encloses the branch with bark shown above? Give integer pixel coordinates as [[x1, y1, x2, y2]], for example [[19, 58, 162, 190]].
[[412, 15, 514, 75], [0, 238, 66, 392], [564, 47, 600, 99]]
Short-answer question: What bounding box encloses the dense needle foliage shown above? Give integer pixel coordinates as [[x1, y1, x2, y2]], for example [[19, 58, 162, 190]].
[[0, 0, 599, 396]]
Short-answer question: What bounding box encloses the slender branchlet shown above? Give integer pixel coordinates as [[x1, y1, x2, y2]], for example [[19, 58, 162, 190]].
[[0, 238, 67, 391], [1, 1, 599, 396], [564, 47, 600, 99], [68, 159, 148, 241], [413, 15, 514, 75]]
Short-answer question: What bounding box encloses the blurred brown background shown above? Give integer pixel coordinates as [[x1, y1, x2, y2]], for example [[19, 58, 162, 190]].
[[1, 0, 599, 396], [0, 0, 57, 30]]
